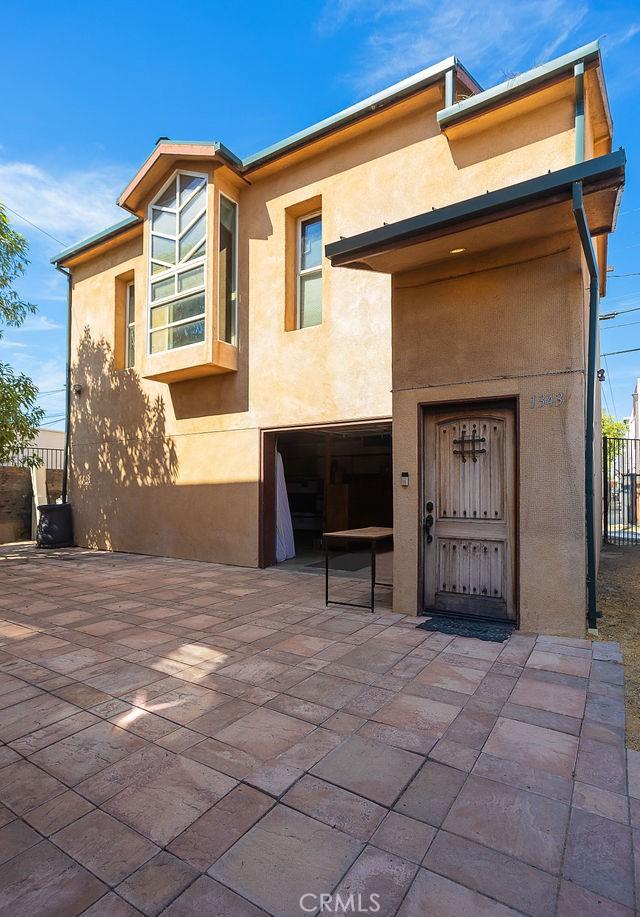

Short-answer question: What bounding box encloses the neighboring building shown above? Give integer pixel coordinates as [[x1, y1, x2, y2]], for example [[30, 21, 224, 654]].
[[53, 40, 624, 635], [34, 428, 65, 451]]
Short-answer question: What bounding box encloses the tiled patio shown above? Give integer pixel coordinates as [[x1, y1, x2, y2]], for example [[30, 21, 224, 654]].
[[0, 544, 637, 915]]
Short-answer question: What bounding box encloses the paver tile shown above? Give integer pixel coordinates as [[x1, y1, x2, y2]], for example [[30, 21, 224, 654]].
[[370, 692, 460, 738], [209, 805, 362, 917], [397, 867, 518, 916], [424, 829, 559, 916], [53, 809, 158, 886], [23, 789, 94, 835], [413, 659, 485, 694], [30, 721, 147, 785], [562, 807, 634, 908], [116, 851, 198, 916], [214, 707, 315, 760], [168, 783, 274, 870], [286, 671, 368, 709], [0, 840, 107, 915], [282, 774, 386, 840], [0, 693, 80, 742], [556, 879, 633, 916], [0, 759, 67, 814], [162, 875, 267, 916], [370, 811, 436, 863], [332, 845, 417, 914], [443, 774, 570, 872], [311, 734, 423, 806], [104, 755, 237, 845], [394, 760, 466, 827], [509, 676, 586, 718], [526, 650, 591, 678], [0, 818, 42, 865], [483, 716, 578, 777]]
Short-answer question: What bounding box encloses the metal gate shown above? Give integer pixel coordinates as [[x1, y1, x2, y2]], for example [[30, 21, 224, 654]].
[[603, 436, 640, 545]]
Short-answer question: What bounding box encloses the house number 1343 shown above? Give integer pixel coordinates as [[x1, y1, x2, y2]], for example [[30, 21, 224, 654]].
[[531, 393, 565, 408]]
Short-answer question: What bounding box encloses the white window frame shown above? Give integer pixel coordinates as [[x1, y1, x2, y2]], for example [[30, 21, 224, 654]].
[[296, 211, 322, 329], [147, 169, 208, 356], [125, 281, 135, 368], [218, 191, 239, 347]]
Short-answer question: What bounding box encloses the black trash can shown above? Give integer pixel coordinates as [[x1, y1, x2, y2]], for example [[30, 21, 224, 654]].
[[36, 503, 74, 548]]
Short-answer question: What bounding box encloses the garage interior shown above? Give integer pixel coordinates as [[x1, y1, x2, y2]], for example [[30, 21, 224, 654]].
[[273, 422, 393, 579]]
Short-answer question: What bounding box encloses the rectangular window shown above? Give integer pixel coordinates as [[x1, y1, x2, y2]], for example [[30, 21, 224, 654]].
[[125, 282, 135, 368], [297, 213, 322, 329], [148, 171, 207, 354], [218, 194, 238, 345]]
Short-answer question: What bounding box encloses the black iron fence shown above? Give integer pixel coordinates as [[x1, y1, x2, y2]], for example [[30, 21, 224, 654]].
[[2, 447, 64, 471], [603, 436, 640, 545]]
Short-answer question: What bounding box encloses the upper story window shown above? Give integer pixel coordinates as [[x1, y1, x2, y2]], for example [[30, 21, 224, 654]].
[[126, 281, 135, 368], [218, 194, 238, 346], [297, 213, 322, 328], [148, 171, 207, 354]]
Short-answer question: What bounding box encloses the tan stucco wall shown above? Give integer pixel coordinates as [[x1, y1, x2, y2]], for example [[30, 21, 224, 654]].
[[67, 84, 579, 570], [391, 236, 590, 635]]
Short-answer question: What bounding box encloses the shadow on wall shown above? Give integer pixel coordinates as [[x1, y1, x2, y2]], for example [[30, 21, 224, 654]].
[[71, 327, 179, 549]]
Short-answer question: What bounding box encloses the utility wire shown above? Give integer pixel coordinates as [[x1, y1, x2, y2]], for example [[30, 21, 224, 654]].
[[601, 347, 640, 356], [600, 305, 640, 320], [1, 204, 68, 247], [601, 320, 640, 330]]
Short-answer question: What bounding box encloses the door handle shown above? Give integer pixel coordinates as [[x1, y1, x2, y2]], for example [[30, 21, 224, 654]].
[[424, 513, 434, 544]]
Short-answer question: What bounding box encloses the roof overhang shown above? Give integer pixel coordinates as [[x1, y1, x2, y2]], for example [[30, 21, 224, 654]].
[[325, 150, 625, 276], [51, 215, 142, 268], [117, 141, 243, 215], [437, 40, 609, 132]]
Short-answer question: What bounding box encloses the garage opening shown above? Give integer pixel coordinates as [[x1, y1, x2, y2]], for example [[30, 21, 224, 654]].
[[262, 422, 392, 577]]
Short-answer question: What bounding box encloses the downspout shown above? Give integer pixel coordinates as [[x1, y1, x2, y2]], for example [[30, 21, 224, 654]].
[[55, 265, 72, 504], [571, 181, 599, 632]]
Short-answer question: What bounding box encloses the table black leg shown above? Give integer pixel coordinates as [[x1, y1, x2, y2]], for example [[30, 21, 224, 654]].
[[325, 538, 329, 607], [370, 540, 376, 613]]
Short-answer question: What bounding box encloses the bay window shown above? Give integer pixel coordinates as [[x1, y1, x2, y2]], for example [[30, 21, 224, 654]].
[[148, 171, 207, 354]]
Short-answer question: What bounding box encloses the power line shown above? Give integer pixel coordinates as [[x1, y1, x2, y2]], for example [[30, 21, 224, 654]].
[[600, 305, 640, 320], [1, 204, 68, 247], [608, 272, 640, 278], [601, 320, 640, 330]]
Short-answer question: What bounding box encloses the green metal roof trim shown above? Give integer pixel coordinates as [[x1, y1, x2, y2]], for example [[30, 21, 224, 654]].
[[437, 40, 602, 127], [241, 57, 481, 171], [325, 149, 626, 265], [51, 215, 141, 265]]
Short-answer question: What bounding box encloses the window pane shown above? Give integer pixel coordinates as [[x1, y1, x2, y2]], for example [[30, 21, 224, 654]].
[[299, 271, 322, 328], [127, 326, 135, 368], [152, 235, 175, 265], [150, 304, 168, 328], [179, 174, 205, 204], [150, 328, 168, 354], [170, 319, 205, 349], [179, 185, 206, 232], [218, 197, 237, 344], [155, 178, 177, 209], [178, 265, 204, 293], [152, 261, 168, 275], [300, 215, 322, 270], [150, 292, 205, 329], [126, 285, 135, 323], [152, 208, 175, 235], [179, 213, 205, 261], [151, 276, 175, 302], [186, 241, 206, 262]]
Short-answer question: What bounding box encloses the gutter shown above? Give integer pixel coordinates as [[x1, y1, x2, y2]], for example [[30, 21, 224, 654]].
[[572, 181, 599, 633], [55, 266, 72, 504], [437, 40, 601, 128]]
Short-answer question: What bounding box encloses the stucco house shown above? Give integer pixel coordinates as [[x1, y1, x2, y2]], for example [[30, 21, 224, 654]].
[[52, 40, 624, 636]]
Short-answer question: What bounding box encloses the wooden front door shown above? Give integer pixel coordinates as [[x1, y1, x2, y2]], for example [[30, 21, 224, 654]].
[[423, 405, 516, 621]]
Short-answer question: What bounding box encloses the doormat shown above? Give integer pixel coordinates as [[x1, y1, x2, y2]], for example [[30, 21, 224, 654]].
[[417, 614, 515, 642]]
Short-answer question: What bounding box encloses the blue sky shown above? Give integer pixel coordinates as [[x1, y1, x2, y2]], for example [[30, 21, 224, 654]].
[[1, 0, 639, 427]]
